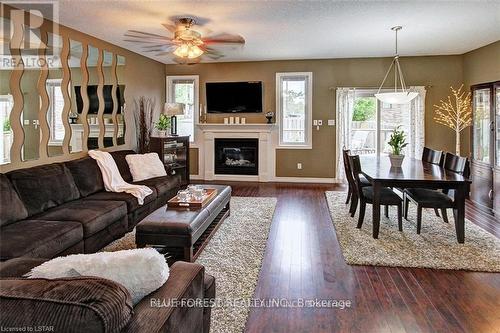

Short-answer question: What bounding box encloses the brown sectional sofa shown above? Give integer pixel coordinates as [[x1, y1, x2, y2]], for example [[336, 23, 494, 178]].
[[0, 150, 215, 333], [0, 150, 180, 260]]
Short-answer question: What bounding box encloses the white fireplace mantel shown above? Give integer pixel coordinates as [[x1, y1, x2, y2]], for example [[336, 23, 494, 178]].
[[195, 123, 277, 182], [196, 123, 275, 132]]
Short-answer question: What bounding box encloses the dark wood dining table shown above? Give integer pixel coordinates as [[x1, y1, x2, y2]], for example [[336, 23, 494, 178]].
[[359, 155, 471, 243]]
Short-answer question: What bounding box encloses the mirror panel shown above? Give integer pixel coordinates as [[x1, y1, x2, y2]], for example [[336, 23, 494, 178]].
[[46, 33, 64, 157], [0, 18, 13, 165], [68, 39, 83, 153], [86, 45, 99, 150], [103, 50, 114, 147], [116, 55, 126, 145], [20, 28, 42, 161]]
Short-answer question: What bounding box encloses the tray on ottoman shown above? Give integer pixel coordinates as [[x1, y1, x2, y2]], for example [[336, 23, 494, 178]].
[[136, 185, 231, 263], [167, 188, 218, 209]]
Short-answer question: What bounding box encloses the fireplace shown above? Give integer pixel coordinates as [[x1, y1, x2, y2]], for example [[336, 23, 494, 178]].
[[214, 138, 258, 175]]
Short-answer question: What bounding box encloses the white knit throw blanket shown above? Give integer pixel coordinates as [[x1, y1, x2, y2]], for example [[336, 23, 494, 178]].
[[88, 150, 153, 205]]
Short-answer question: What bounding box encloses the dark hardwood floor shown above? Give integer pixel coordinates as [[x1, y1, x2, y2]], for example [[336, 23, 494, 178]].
[[200, 181, 500, 333]]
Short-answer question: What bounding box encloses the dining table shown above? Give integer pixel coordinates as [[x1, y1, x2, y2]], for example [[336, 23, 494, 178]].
[[359, 155, 471, 243]]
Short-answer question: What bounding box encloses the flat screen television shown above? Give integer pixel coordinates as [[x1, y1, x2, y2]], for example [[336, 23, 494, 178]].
[[206, 81, 263, 113], [74, 85, 125, 114]]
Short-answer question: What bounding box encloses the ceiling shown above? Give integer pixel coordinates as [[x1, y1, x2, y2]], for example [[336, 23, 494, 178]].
[[54, 0, 500, 64]]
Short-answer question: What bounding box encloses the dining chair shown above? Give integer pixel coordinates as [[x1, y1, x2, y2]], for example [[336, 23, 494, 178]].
[[422, 147, 444, 166], [403, 153, 468, 234], [342, 149, 370, 217], [348, 155, 403, 231]]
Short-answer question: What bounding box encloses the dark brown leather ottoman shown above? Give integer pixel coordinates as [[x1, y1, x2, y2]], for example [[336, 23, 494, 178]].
[[136, 185, 231, 262]]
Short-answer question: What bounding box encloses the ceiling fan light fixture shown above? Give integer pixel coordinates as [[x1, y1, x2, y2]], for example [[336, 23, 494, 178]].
[[375, 26, 417, 105], [173, 42, 204, 59]]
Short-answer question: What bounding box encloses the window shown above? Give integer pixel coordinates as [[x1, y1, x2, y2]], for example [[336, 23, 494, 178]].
[[46, 79, 65, 145], [0, 94, 13, 164], [166, 76, 199, 142], [277, 72, 313, 148], [337, 87, 425, 157]]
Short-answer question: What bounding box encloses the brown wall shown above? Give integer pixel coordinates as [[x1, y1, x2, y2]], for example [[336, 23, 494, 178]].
[[166, 55, 465, 178], [0, 10, 165, 173]]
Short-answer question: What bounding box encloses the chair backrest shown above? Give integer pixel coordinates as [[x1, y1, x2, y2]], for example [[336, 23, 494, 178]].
[[444, 153, 467, 174], [422, 147, 443, 166], [342, 149, 356, 190], [348, 154, 364, 197]]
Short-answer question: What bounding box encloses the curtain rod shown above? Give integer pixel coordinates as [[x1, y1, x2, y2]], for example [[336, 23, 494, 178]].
[[328, 85, 432, 90]]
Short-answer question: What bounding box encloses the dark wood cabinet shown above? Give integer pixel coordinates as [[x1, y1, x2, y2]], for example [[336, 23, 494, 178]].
[[150, 136, 190, 187], [470, 81, 500, 215]]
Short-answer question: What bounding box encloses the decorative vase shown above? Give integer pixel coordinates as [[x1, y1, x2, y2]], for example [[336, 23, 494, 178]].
[[158, 130, 167, 137], [389, 154, 405, 168]]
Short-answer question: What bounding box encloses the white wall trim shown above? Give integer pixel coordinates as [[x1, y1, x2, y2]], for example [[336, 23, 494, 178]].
[[272, 177, 341, 184]]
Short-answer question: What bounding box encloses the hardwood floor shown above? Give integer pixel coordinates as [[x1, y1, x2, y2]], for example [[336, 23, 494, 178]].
[[199, 181, 500, 333]]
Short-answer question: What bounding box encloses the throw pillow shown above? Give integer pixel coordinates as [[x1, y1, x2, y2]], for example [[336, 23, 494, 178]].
[[25, 248, 169, 305], [126, 153, 167, 182]]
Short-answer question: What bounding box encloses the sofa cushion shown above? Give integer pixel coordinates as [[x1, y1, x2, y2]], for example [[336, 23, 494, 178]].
[[83, 189, 157, 212], [0, 220, 83, 261], [134, 175, 180, 197], [0, 277, 133, 333], [65, 156, 104, 197], [0, 258, 47, 278], [0, 174, 28, 226], [7, 163, 80, 216], [35, 200, 127, 238], [110, 150, 136, 182]]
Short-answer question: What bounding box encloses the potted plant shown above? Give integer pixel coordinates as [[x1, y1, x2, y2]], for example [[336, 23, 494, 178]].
[[387, 126, 408, 167], [155, 114, 171, 137]]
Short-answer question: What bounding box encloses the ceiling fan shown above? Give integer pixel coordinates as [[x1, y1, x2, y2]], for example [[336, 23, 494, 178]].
[[124, 17, 245, 64]]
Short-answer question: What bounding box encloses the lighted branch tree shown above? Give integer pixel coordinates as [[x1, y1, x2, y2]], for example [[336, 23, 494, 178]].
[[433, 85, 472, 155]]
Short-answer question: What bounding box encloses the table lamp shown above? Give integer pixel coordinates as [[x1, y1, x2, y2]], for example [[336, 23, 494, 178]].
[[163, 102, 185, 136]]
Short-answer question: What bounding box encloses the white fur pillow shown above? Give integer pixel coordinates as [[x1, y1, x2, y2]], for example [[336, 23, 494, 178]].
[[126, 152, 167, 182], [25, 248, 169, 305]]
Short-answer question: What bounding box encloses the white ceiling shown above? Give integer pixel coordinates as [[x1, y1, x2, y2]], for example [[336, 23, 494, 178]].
[[55, 0, 500, 64]]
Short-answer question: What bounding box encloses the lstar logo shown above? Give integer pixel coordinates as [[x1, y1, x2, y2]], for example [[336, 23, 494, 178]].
[[1, 1, 59, 68]]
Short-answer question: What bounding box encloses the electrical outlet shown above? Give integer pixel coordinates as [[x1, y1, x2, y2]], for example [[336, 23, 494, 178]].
[[328, 119, 335, 126], [297, 163, 302, 170], [24, 120, 30, 125], [318, 120, 323, 126]]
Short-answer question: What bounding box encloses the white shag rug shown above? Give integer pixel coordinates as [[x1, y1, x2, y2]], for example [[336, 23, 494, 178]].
[[103, 196, 277, 333], [325, 191, 500, 272]]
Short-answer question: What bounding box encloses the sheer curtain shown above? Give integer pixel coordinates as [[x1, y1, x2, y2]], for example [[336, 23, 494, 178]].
[[407, 86, 426, 159], [336, 88, 355, 180]]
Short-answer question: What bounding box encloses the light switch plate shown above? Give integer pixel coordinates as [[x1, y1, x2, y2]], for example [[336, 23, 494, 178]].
[[24, 120, 30, 125], [328, 119, 335, 126], [318, 120, 323, 126], [313, 120, 318, 126]]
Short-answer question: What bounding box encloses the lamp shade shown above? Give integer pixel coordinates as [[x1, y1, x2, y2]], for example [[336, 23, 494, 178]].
[[163, 103, 185, 116], [374, 91, 418, 104]]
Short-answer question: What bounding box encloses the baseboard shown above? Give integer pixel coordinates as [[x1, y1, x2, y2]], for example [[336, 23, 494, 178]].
[[189, 174, 340, 184], [272, 177, 340, 184]]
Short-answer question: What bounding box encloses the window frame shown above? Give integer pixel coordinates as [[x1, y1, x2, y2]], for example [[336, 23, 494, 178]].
[[166, 75, 199, 143], [45, 78, 64, 146], [276, 72, 313, 149]]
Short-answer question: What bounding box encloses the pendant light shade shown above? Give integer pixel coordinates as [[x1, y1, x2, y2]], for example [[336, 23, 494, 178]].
[[375, 26, 417, 104]]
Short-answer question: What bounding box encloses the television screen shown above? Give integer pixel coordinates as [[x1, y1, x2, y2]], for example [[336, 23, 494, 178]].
[[206, 81, 263, 113], [74, 85, 125, 114]]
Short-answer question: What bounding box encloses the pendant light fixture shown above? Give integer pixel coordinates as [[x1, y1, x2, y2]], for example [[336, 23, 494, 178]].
[[375, 26, 418, 104]]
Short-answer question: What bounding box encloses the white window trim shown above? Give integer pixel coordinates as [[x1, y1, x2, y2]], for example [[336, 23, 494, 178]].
[[166, 75, 199, 143], [46, 78, 64, 146], [276, 72, 313, 149]]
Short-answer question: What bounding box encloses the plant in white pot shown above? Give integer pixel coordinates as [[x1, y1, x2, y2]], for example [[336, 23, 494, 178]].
[[155, 114, 171, 137], [388, 126, 408, 168]]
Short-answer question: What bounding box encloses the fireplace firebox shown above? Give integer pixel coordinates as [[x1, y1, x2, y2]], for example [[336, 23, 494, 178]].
[[214, 138, 259, 175]]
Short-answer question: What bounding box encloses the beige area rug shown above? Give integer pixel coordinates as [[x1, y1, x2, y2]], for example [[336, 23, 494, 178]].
[[325, 191, 500, 272], [103, 196, 277, 333]]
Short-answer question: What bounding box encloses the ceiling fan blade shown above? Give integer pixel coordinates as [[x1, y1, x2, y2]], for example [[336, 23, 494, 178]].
[[123, 39, 159, 44], [202, 33, 245, 45], [204, 52, 224, 60], [162, 23, 178, 33], [125, 30, 173, 41], [141, 43, 176, 49]]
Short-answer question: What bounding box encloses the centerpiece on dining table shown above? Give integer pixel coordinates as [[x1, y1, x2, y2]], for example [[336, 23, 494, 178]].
[[387, 126, 408, 168]]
